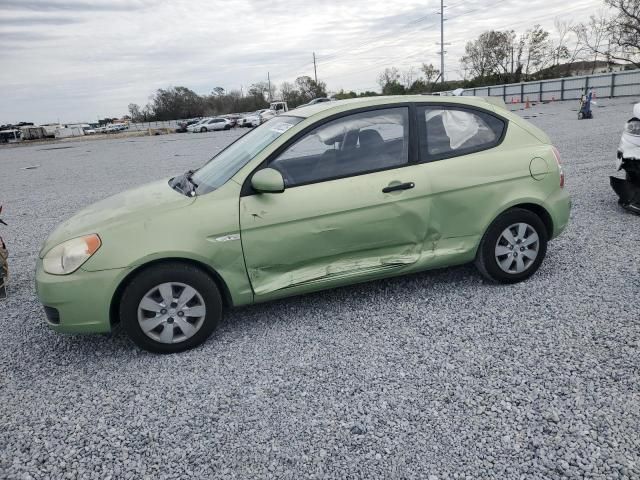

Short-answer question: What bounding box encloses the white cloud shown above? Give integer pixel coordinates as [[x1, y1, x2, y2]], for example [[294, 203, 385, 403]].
[[0, 0, 604, 123]]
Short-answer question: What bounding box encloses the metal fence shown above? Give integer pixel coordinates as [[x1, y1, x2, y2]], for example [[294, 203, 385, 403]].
[[128, 120, 180, 131], [458, 69, 640, 103]]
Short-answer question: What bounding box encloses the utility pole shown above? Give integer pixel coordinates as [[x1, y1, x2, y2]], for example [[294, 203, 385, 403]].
[[436, 0, 448, 83], [313, 52, 318, 84], [267, 72, 272, 102]]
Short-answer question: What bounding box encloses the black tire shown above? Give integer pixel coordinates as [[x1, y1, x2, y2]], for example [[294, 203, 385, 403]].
[[200, 127, 207, 133], [120, 262, 222, 353], [626, 170, 639, 183], [224, 125, 231, 130], [474, 208, 548, 284]]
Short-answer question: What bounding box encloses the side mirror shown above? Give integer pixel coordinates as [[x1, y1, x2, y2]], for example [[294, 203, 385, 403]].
[[251, 168, 285, 193]]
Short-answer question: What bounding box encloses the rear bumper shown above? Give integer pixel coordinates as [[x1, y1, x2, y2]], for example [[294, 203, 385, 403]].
[[611, 176, 640, 214], [545, 188, 572, 239], [35, 259, 130, 334]]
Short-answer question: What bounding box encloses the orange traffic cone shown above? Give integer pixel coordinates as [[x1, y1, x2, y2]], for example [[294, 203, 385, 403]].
[[525, 97, 531, 109]]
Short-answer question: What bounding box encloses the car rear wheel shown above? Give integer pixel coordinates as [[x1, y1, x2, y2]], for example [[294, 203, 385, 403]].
[[120, 262, 222, 353], [475, 208, 548, 283]]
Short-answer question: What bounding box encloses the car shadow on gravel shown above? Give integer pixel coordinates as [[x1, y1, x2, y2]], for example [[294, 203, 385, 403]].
[[28, 263, 486, 357], [216, 263, 483, 330]]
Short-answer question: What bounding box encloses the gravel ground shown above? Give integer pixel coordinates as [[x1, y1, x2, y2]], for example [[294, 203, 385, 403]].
[[0, 102, 638, 480]]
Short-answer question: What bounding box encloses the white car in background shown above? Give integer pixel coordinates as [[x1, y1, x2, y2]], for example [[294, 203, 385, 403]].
[[105, 123, 127, 133], [245, 109, 277, 127], [192, 118, 233, 132], [186, 118, 210, 133]]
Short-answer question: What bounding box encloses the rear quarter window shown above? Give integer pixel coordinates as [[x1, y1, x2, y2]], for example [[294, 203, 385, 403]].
[[417, 105, 506, 161]]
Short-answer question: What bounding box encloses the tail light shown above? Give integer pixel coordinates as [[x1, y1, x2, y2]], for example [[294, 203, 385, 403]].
[[551, 146, 564, 188]]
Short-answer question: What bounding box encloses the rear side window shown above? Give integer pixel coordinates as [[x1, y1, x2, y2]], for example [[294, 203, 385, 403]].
[[417, 106, 505, 160]]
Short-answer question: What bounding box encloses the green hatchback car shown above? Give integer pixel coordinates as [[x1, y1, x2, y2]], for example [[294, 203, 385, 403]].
[[36, 95, 570, 353]]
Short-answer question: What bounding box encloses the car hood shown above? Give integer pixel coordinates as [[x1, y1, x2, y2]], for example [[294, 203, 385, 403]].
[[40, 179, 195, 257]]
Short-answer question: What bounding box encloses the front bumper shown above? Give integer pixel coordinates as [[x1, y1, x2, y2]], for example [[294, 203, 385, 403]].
[[35, 259, 130, 334]]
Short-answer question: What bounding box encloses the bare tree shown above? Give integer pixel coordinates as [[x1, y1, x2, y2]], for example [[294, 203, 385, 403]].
[[421, 63, 440, 84], [552, 19, 573, 66], [401, 67, 417, 89], [555, 18, 588, 65], [573, 11, 612, 72], [377, 67, 401, 90], [604, 0, 640, 67], [128, 103, 142, 122], [520, 25, 554, 77]]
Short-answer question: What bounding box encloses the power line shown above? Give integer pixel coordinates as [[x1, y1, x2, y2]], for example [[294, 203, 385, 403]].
[[316, 0, 490, 71]]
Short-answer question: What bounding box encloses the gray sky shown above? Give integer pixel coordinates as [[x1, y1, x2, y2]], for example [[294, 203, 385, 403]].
[[1, 0, 605, 124]]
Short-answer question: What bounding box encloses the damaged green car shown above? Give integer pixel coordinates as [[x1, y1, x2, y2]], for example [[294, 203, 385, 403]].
[[36, 96, 570, 353]]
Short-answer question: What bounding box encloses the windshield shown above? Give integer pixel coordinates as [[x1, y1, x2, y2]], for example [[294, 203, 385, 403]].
[[192, 115, 303, 194]]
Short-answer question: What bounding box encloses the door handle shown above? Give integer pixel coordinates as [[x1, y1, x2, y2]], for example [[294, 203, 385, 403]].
[[382, 182, 415, 193]]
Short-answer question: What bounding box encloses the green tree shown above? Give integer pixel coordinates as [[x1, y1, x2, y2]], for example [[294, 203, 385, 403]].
[[461, 30, 516, 80], [128, 103, 142, 122], [334, 89, 358, 99], [421, 63, 440, 84], [295, 76, 327, 102], [148, 86, 205, 120]]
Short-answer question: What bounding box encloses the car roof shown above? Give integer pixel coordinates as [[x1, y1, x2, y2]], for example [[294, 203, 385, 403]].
[[289, 95, 502, 119]]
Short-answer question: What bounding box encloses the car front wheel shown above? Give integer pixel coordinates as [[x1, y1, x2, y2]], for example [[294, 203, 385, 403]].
[[120, 262, 222, 353], [200, 127, 207, 133], [475, 208, 548, 283]]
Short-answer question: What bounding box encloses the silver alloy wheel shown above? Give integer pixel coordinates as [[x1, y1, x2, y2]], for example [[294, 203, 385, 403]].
[[494, 222, 540, 274], [137, 282, 206, 344]]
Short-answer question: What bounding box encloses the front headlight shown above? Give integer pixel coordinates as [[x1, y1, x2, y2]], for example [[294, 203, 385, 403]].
[[43, 234, 101, 275]]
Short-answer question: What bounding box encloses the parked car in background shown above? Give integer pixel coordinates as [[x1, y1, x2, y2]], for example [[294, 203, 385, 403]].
[[298, 97, 332, 107], [237, 113, 255, 128], [82, 125, 96, 135], [105, 123, 127, 133], [36, 95, 570, 353], [186, 118, 210, 133], [0, 129, 22, 143], [245, 109, 277, 127], [270, 101, 288, 113], [191, 118, 233, 132], [224, 115, 242, 127], [176, 118, 202, 133]]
